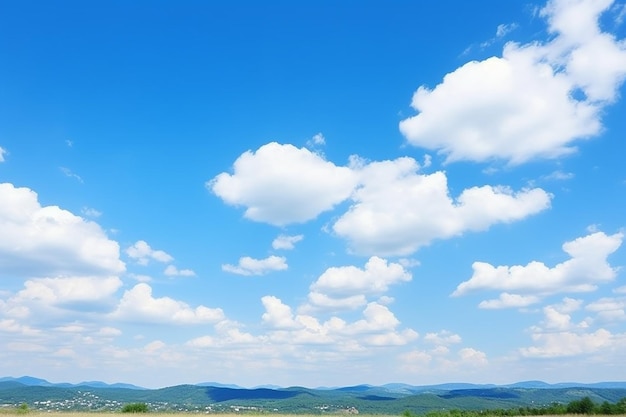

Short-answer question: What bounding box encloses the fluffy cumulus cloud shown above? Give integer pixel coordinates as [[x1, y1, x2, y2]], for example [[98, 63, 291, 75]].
[[111, 283, 225, 324], [14, 276, 123, 310], [126, 241, 174, 265], [302, 257, 411, 313], [222, 255, 288, 276], [272, 234, 304, 250], [399, 0, 626, 165], [519, 298, 625, 358], [0, 183, 125, 278], [453, 231, 623, 304], [332, 158, 551, 255], [586, 297, 626, 322], [261, 296, 417, 347], [209, 142, 358, 226], [310, 256, 411, 297]]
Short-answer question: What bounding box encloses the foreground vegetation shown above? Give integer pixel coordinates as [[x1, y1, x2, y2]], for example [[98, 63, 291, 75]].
[[413, 396, 626, 417], [0, 396, 625, 416]]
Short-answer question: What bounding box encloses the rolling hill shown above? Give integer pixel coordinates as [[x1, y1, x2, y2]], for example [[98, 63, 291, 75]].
[[1, 376, 625, 414]]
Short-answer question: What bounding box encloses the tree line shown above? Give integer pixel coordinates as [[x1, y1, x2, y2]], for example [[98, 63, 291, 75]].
[[405, 397, 626, 417]]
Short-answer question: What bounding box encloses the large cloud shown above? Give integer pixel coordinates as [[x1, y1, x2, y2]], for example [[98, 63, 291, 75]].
[[209, 142, 358, 226], [332, 158, 551, 255], [0, 183, 125, 278], [453, 231, 623, 305], [399, 0, 626, 164]]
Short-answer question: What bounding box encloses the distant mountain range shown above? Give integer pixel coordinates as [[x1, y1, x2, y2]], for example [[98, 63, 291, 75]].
[[2, 376, 626, 414], [0, 376, 145, 390], [3, 375, 626, 391]]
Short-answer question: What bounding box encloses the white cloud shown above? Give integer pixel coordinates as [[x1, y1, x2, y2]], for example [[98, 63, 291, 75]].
[[222, 255, 287, 276], [209, 142, 358, 226], [586, 297, 626, 322], [453, 231, 623, 299], [164, 265, 196, 277], [261, 296, 299, 329], [111, 283, 225, 325], [520, 328, 614, 358], [614, 285, 626, 294], [81, 207, 102, 218], [0, 146, 6, 162], [458, 347, 488, 366], [333, 158, 551, 255], [0, 319, 40, 335], [542, 170, 575, 181], [479, 293, 541, 309], [496, 23, 518, 38], [303, 292, 367, 312], [14, 276, 123, 309], [272, 234, 304, 250], [261, 296, 417, 347], [310, 256, 411, 297], [125, 240, 173, 265], [424, 330, 462, 345], [301, 257, 410, 313], [399, 0, 626, 165], [0, 183, 125, 278], [60, 167, 84, 183], [307, 132, 326, 147]]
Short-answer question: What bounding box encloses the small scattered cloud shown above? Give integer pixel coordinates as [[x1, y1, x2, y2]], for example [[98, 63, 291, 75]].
[[222, 255, 287, 276], [272, 234, 304, 250], [424, 330, 462, 345], [164, 265, 196, 277], [126, 241, 174, 265], [478, 293, 541, 309], [81, 207, 102, 218], [0, 146, 6, 162], [65, 140, 73, 147], [307, 132, 326, 147], [301, 257, 411, 313], [496, 23, 518, 38], [60, 167, 83, 183], [542, 170, 575, 181]]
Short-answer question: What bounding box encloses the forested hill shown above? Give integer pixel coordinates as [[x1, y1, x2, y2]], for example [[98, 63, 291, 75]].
[[1, 377, 626, 414]]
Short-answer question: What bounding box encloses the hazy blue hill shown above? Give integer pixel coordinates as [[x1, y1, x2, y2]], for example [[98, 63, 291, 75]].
[[195, 382, 242, 389], [0, 381, 26, 390], [1, 376, 626, 414], [205, 386, 308, 402], [335, 384, 374, 392], [0, 376, 52, 386]]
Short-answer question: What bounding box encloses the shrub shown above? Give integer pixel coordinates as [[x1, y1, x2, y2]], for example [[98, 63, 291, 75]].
[[121, 403, 149, 413]]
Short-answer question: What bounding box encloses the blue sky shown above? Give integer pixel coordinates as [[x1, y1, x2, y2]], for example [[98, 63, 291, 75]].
[[1, 0, 626, 389]]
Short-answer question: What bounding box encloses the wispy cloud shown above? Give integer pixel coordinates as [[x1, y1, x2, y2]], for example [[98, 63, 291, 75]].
[[60, 167, 83, 183]]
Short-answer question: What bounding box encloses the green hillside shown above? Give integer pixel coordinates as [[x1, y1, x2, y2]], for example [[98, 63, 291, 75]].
[[1, 381, 625, 414]]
